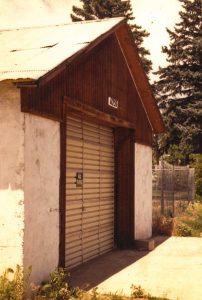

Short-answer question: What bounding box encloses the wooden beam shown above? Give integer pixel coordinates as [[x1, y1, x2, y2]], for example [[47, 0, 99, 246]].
[[64, 96, 136, 129], [114, 127, 135, 248], [59, 98, 67, 268]]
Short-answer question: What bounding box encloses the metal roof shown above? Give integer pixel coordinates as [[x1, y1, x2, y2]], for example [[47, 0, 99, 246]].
[[0, 17, 124, 81]]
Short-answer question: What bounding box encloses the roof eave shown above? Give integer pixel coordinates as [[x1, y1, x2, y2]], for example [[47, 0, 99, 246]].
[[36, 18, 127, 87], [15, 79, 38, 87]]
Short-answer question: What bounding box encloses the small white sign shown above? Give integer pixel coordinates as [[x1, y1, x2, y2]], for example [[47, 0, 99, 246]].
[[108, 96, 118, 109]]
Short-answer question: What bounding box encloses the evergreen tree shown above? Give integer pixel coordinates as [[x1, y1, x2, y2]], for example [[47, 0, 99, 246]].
[[154, 0, 202, 165], [70, 0, 152, 74]]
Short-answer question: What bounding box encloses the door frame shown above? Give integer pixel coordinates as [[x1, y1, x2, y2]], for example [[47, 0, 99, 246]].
[[59, 99, 135, 267], [114, 127, 135, 248]]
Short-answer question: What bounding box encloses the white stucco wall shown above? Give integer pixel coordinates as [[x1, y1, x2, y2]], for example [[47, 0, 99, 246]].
[[134, 143, 152, 240], [0, 81, 24, 273], [23, 114, 60, 284]]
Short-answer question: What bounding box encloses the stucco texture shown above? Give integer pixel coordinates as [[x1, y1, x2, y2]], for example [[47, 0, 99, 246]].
[[23, 114, 60, 284], [0, 82, 24, 271], [0, 83, 60, 284], [134, 143, 152, 240]]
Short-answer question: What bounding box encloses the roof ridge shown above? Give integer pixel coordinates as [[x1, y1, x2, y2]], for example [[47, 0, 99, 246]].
[[0, 17, 125, 32]]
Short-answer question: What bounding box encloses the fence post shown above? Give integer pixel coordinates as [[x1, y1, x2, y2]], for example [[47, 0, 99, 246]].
[[188, 168, 195, 202], [187, 166, 190, 203], [172, 165, 175, 216], [161, 166, 164, 215]]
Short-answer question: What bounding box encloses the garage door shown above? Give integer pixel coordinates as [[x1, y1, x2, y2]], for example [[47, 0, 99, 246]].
[[65, 116, 114, 269]]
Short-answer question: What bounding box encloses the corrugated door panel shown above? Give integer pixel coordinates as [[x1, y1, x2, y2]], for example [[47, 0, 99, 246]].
[[65, 115, 114, 269]]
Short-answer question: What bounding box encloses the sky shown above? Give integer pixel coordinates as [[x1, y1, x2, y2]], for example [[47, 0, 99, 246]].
[[0, 0, 182, 78]]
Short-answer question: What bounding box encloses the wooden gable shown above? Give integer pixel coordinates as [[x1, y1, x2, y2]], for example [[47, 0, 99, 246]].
[[65, 34, 153, 145], [21, 32, 153, 145]]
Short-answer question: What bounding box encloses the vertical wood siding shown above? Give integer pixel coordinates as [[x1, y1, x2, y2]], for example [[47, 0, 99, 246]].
[[21, 34, 152, 145], [21, 70, 67, 122]]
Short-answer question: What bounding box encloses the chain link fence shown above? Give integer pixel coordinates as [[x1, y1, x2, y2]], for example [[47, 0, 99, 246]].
[[152, 163, 195, 219]]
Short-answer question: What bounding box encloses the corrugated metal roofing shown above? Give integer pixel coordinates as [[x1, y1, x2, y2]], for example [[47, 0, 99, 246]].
[[0, 17, 124, 81]]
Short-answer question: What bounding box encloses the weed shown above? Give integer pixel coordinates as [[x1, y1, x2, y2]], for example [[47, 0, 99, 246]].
[[131, 284, 146, 298], [34, 268, 73, 299], [0, 266, 171, 300], [0, 265, 31, 300], [130, 285, 170, 300], [153, 216, 174, 236]]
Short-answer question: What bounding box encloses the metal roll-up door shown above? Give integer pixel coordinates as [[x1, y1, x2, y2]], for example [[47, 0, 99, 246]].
[[65, 116, 114, 269]]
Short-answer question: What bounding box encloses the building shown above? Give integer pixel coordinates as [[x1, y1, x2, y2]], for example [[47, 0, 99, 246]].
[[0, 17, 164, 283]]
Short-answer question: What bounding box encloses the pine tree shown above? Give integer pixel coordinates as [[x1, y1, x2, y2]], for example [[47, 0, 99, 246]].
[[70, 0, 152, 74], [154, 0, 202, 165]]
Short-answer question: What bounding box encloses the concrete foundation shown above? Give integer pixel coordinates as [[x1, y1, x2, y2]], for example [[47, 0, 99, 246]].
[[134, 239, 155, 251]]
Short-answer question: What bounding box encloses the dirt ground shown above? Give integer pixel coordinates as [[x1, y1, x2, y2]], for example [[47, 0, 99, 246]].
[[70, 236, 202, 300]]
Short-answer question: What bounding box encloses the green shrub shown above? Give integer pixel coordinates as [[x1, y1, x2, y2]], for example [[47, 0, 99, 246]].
[[175, 223, 192, 236], [174, 202, 202, 237]]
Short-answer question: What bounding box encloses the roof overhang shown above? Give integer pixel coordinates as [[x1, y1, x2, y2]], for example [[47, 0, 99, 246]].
[[18, 18, 127, 87], [1, 18, 165, 134], [31, 20, 165, 134]]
